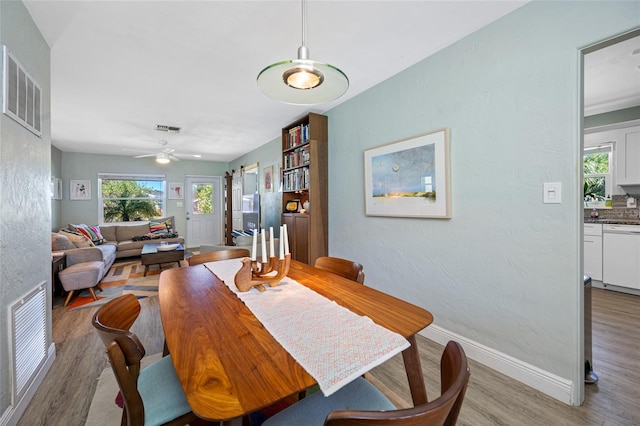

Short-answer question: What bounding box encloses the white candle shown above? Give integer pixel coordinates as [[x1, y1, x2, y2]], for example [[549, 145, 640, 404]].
[[279, 226, 284, 259], [261, 230, 267, 262], [269, 227, 275, 257], [251, 229, 257, 261], [283, 223, 289, 255]]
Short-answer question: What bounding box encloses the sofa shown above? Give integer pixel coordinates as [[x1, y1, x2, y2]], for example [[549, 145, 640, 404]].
[[51, 216, 185, 279]]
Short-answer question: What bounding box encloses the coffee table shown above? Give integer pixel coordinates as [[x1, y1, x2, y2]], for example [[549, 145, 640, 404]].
[[141, 243, 185, 276]]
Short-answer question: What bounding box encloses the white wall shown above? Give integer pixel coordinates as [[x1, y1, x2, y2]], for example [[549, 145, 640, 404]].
[[0, 0, 51, 422], [325, 0, 639, 405]]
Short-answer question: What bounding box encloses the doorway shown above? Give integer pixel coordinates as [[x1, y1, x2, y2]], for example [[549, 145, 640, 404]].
[[184, 176, 224, 248], [580, 27, 640, 404]]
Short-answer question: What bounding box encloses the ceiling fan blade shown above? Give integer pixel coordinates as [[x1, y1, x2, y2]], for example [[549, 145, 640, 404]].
[[173, 153, 202, 158], [134, 153, 156, 158], [168, 154, 181, 161]]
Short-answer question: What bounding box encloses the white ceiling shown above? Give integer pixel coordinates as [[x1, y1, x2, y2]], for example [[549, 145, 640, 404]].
[[23, 1, 638, 163], [22, 0, 531, 162], [584, 34, 640, 117]]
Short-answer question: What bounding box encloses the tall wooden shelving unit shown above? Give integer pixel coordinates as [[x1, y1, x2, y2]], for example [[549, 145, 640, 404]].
[[281, 113, 328, 265]]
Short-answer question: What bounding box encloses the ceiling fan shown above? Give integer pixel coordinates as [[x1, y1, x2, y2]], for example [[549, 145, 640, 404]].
[[130, 140, 202, 163]]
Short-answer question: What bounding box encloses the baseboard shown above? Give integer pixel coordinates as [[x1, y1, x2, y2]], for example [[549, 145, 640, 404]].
[[1, 343, 56, 426], [419, 325, 576, 405]]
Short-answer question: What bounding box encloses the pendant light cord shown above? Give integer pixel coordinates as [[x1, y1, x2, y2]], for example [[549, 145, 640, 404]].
[[301, 0, 307, 48]]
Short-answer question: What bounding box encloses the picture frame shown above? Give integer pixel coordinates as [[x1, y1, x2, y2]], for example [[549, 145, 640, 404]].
[[51, 177, 62, 199], [284, 199, 301, 213], [56, 178, 63, 200], [70, 179, 91, 200], [263, 165, 274, 193], [364, 128, 451, 219], [168, 182, 184, 199]]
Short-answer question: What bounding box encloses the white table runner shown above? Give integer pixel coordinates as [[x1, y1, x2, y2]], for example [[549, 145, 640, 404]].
[[204, 259, 410, 396]]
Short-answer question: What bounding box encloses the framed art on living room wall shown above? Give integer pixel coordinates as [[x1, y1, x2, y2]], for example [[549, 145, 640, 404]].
[[70, 180, 91, 200], [364, 128, 451, 219], [168, 182, 184, 199]]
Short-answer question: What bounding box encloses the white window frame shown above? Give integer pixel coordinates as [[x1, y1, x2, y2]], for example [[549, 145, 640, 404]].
[[98, 173, 166, 224], [583, 144, 613, 208]]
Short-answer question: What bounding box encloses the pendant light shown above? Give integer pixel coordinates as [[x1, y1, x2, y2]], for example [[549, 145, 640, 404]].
[[257, 0, 348, 105]]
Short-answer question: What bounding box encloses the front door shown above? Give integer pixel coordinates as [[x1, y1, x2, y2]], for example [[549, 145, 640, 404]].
[[185, 176, 223, 248]]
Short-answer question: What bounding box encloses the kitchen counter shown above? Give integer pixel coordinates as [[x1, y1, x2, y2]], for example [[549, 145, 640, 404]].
[[584, 218, 640, 225]]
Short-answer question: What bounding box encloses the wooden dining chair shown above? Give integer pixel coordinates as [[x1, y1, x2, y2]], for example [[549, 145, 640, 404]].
[[263, 340, 470, 426], [314, 256, 365, 284], [188, 248, 251, 266], [92, 294, 198, 426]]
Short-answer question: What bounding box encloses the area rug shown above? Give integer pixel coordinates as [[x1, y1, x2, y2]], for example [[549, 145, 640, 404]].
[[86, 352, 296, 426], [68, 257, 190, 311]]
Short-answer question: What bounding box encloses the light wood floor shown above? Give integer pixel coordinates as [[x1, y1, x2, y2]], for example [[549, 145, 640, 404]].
[[17, 287, 640, 426]]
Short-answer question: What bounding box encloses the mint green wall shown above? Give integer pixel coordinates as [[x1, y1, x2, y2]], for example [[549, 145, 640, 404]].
[[229, 136, 282, 232], [324, 0, 638, 404], [51, 145, 62, 230], [0, 0, 51, 419], [59, 152, 228, 236]]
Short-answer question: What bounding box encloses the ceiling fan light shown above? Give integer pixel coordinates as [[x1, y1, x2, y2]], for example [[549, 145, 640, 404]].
[[156, 153, 170, 164]]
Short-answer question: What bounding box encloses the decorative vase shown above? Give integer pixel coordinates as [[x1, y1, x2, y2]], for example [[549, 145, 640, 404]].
[[303, 201, 310, 212]]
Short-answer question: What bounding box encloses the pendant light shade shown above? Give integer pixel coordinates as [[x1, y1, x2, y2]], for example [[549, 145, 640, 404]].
[[257, 0, 348, 105]]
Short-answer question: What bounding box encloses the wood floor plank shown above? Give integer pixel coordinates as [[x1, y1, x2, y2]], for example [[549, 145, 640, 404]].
[[16, 286, 640, 425]]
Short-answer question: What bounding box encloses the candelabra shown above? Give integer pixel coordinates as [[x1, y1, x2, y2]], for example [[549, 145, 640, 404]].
[[234, 254, 291, 292]]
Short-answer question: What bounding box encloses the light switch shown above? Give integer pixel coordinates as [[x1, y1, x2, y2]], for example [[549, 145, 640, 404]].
[[543, 182, 561, 204]]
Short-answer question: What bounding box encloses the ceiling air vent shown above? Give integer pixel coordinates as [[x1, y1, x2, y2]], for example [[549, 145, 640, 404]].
[[155, 124, 181, 133]]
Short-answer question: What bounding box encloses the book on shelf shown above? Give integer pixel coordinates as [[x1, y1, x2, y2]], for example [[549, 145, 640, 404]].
[[286, 124, 310, 149]]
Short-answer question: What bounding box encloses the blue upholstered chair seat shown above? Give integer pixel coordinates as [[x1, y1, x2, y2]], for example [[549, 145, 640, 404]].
[[263, 377, 395, 426], [138, 355, 193, 426]]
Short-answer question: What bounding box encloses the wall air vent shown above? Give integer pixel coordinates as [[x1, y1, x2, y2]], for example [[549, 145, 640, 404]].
[[155, 124, 181, 133], [2, 45, 42, 137]]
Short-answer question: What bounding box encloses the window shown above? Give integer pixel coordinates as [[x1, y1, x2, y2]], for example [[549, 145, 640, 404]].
[[583, 144, 612, 206], [98, 174, 165, 223]]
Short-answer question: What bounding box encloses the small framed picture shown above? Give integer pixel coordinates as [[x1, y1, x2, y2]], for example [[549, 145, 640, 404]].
[[56, 178, 63, 200], [169, 182, 184, 199], [263, 165, 274, 193], [284, 199, 300, 213], [70, 180, 91, 200]]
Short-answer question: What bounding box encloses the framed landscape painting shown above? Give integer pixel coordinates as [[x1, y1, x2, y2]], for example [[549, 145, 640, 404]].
[[364, 128, 451, 218]]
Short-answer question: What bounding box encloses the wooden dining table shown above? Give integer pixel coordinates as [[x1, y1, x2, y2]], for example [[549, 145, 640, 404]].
[[158, 259, 433, 423]]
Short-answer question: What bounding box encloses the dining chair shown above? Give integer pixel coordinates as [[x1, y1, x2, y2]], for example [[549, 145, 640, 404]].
[[188, 248, 251, 265], [263, 340, 470, 426], [314, 256, 365, 284], [91, 294, 198, 426]]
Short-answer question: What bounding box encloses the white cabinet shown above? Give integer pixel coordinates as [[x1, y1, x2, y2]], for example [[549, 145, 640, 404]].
[[584, 223, 602, 281], [615, 127, 640, 185]]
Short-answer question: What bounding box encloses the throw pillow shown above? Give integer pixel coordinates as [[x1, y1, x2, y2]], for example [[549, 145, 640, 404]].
[[51, 233, 75, 251], [149, 218, 173, 235], [71, 224, 105, 245], [59, 229, 94, 248]]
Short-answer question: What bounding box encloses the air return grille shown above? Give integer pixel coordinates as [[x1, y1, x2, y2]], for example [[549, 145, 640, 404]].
[[155, 124, 181, 133], [2, 45, 42, 137], [11, 284, 47, 402]]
